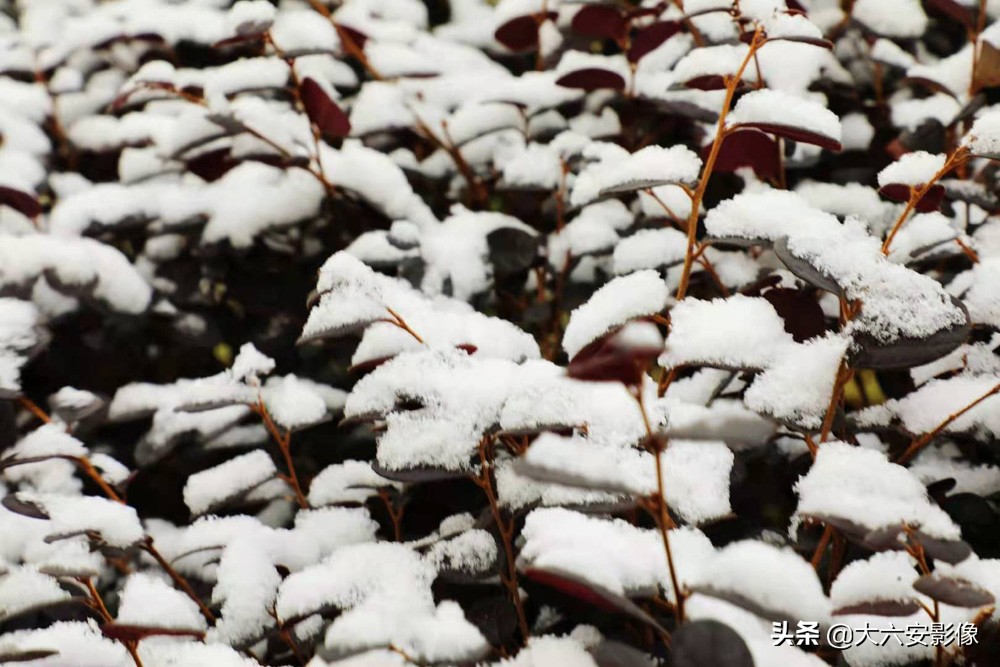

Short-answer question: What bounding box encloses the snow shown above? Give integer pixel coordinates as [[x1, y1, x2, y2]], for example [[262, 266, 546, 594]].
[[672, 44, 756, 86], [262, 375, 329, 431], [877, 151, 946, 188], [963, 110, 1000, 156], [0, 566, 71, 622], [0, 621, 130, 667], [139, 641, 267, 667], [277, 542, 488, 662], [955, 260, 1000, 329], [782, 218, 968, 344], [743, 333, 850, 428], [613, 228, 688, 274], [519, 507, 714, 602], [727, 89, 841, 147], [226, 0, 276, 36], [562, 270, 670, 359], [3, 424, 88, 461], [853, 0, 928, 38], [229, 342, 275, 386], [830, 551, 918, 613], [704, 189, 840, 241], [17, 492, 145, 548], [183, 450, 278, 516], [0, 234, 153, 314], [116, 573, 207, 631], [309, 460, 403, 506], [661, 295, 795, 370], [570, 144, 702, 207], [519, 433, 734, 524], [874, 375, 1000, 441], [690, 540, 831, 623], [423, 529, 496, 576], [793, 441, 963, 541], [871, 39, 917, 70]]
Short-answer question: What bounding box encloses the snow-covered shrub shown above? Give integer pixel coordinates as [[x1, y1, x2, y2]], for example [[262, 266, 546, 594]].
[[2, 0, 1000, 665]]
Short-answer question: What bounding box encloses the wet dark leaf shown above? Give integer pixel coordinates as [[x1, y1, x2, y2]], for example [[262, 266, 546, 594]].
[[833, 599, 922, 616], [711, 130, 780, 180], [556, 68, 627, 91], [878, 183, 946, 213], [522, 566, 667, 633], [487, 227, 538, 276], [495, 13, 556, 51], [851, 299, 970, 369], [592, 640, 656, 667], [1, 495, 49, 520], [762, 288, 828, 342], [628, 21, 681, 63], [301, 78, 351, 139], [913, 574, 994, 607], [466, 595, 519, 647], [0, 186, 41, 218], [773, 237, 843, 295], [101, 623, 204, 642], [571, 5, 627, 41], [671, 620, 754, 667], [727, 122, 842, 152], [912, 531, 974, 565]]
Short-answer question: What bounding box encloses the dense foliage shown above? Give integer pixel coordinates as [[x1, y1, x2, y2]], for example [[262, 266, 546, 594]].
[[2, 0, 1000, 665]]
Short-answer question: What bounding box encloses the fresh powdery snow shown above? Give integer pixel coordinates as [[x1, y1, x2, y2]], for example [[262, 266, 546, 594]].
[[877, 151, 946, 188], [726, 89, 842, 147], [793, 442, 962, 541], [183, 450, 277, 516], [562, 270, 669, 359], [115, 572, 207, 631], [569, 144, 702, 207], [3, 0, 999, 665]]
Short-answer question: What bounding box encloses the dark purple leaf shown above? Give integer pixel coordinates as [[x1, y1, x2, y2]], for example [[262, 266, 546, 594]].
[[591, 640, 655, 667], [833, 599, 922, 616], [851, 298, 970, 369], [671, 620, 754, 667], [878, 183, 946, 212], [522, 566, 667, 633], [571, 5, 628, 41], [913, 531, 974, 564], [0, 650, 59, 662], [1, 494, 49, 520], [336, 24, 369, 51], [927, 0, 975, 29], [728, 121, 842, 152], [101, 624, 205, 642], [628, 21, 681, 63], [711, 129, 780, 180], [773, 236, 844, 295], [301, 77, 351, 139], [913, 574, 994, 608], [556, 68, 626, 91], [488, 227, 538, 276], [684, 75, 729, 91], [371, 461, 470, 483], [0, 186, 41, 218], [762, 288, 828, 342], [186, 148, 234, 182], [495, 13, 557, 51]]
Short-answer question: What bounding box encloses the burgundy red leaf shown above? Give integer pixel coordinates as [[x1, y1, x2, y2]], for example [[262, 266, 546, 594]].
[[300, 77, 352, 139]]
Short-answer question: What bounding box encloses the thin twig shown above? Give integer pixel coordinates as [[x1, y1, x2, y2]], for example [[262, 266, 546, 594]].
[[633, 387, 685, 623], [881, 148, 968, 255], [676, 29, 765, 299], [253, 400, 309, 508], [896, 382, 1000, 464], [474, 437, 530, 643]]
